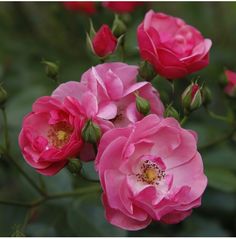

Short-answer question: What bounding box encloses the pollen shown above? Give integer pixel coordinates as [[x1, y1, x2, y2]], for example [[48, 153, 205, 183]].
[[47, 122, 73, 149], [136, 160, 165, 185], [56, 130, 67, 141], [143, 168, 158, 183]]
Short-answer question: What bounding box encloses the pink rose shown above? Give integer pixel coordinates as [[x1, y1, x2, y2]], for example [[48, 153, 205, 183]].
[[92, 25, 117, 58], [81, 62, 164, 127], [103, 2, 143, 13], [96, 114, 207, 230], [52, 81, 114, 161], [224, 70, 236, 97], [137, 10, 212, 79], [19, 96, 84, 176], [63, 2, 96, 14]]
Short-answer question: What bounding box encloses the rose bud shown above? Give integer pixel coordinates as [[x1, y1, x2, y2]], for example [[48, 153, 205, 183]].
[[139, 61, 156, 81], [42, 60, 59, 82], [135, 93, 151, 116], [224, 70, 236, 97], [137, 10, 212, 79], [182, 83, 202, 113], [67, 158, 82, 175], [82, 119, 101, 145], [164, 105, 180, 121], [88, 24, 117, 58], [0, 84, 8, 107], [63, 2, 96, 15], [112, 14, 127, 38]]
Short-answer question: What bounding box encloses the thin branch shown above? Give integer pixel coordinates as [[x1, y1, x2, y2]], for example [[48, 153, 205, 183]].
[[78, 172, 100, 183], [180, 115, 189, 126], [0, 184, 101, 208], [1, 107, 10, 152], [205, 107, 233, 124], [4, 153, 47, 197], [1, 107, 47, 197]]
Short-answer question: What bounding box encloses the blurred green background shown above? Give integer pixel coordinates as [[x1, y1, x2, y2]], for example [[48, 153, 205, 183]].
[[0, 1, 236, 236]]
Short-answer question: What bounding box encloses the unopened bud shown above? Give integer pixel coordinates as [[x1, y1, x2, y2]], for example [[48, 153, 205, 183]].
[[0, 84, 7, 107], [136, 94, 150, 116], [164, 105, 180, 121], [67, 158, 82, 175], [139, 61, 156, 81], [181, 83, 202, 113], [87, 21, 117, 58], [82, 120, 101, 144], [42, 60, 59, 81], [112, 14, 127, 38], [202, 86, 212, 106]]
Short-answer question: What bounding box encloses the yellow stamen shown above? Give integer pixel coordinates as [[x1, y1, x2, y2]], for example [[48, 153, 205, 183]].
[[56, 130, 67, 141], [144, 168, 157, 183]]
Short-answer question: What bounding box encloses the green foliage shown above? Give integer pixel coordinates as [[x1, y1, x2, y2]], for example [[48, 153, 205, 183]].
[[67, 193, 127, 236], [206, 167, 236, 193], [0, 1, 236, 236]]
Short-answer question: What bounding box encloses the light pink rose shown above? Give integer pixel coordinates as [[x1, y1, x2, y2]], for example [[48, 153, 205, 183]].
[[19, 96, 84, 176], [52, 81, 114, 161], [81, 62, 164, 127], [96, 114, 207, 230], [137, 10, 212, 79], [224, 69, 236, 97]]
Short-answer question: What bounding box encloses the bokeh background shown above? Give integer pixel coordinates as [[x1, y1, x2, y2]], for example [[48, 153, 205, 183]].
[[0, 1, 236, 236]]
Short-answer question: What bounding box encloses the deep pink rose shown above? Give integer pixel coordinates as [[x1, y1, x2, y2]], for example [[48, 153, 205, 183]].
[[96, 114, 207, 230], [63, 2, 96, 14], [92, 25, 117, 58], [137, 10, 212, 79], [224, 70, 236, 97], [19, 96, 84, 176], [81, 62, 164, 127], [103, 1, 143, 13], [52, 81, 114, 161]]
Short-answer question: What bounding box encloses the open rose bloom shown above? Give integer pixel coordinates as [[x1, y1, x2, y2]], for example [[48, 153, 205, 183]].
[[137, 10, 212, 79], [81, 62, 164, 127], [96, 115, 207, 230], [19, 96, 85, 175]]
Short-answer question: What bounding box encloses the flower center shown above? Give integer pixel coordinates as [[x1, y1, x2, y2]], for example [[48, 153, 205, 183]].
[[47, 122, 73, 148], [56, 130, 67, 141], [136, 160, 165, 185], [143, 168, 158, 183]]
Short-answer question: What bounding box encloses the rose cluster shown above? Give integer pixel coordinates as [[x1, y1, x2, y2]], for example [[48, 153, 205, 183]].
[[19, 10, 210, 230]]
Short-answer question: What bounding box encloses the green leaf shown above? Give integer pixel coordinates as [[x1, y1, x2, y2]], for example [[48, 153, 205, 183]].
[[177, 214, 230, 237], [206, 167, 236, 192], [203, 145, 236, 171], [66, 193, 127, 236], [26, 223, 57, 237], [0, 206, 27, 236]]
